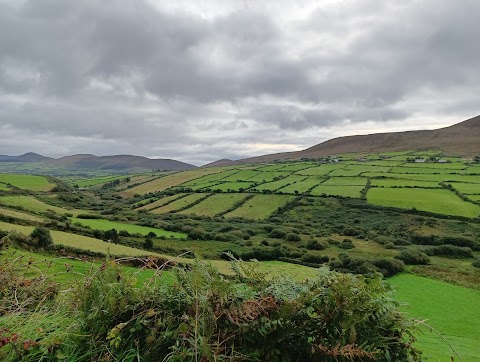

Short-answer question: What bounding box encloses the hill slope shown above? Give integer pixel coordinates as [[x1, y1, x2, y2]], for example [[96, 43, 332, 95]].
[[220, 115, 480, 165]]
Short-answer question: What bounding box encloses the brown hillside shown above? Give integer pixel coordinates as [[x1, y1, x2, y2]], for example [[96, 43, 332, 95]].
[[216, 115, 480, 165]]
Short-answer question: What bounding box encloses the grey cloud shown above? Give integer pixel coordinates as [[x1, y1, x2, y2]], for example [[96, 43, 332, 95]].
[[0, 0, 479, 164]]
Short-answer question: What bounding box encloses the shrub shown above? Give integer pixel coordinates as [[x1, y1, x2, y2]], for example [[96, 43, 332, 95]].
[[472, 258, 480, 268], [144, 238, 153, 250], [396, 250, 430, 265], [301, 252, 329, 264], [30, 227, 53, 248], [339, 239, 355, 249], [285, 233, 301, 242], [270, 229, 287, 239], [305, 240, 326, 250], [425, 245, 474, 258], [372, 258, 406, 277]]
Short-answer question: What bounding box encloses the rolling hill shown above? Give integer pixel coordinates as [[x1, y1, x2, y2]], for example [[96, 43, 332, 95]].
[[0, 153, 196, 172], [209, 115, 480, 166]]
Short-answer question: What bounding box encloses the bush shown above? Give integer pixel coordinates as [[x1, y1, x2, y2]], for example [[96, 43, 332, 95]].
[[396, 250, 430, 265], [339, 239, 355, 249], [30, 227, 53, 248], [305, 240, 326, 250], [301, 252, 329, 264], [269, 229, 287, 239], [425, 245, 474, 259], [144, 238, 153, 250], [285, 233, 301, 242], [472, 258, 480, 268], [372, 258, 406, 277]]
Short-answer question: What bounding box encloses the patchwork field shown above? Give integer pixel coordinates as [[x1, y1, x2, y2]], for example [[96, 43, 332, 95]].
[[178, 193, 250, 217], [310, 185, 365, 197], [0, 206, 45, 222], [136, 194, 185, 210], [150, 193, 208, 214], [126, 169, 219, 195], [224, 194, 294, 220], [0, 174, 55, 191], [370, 178, 440, 188], [69, 217, 186, 238], [0, 196, 90, 216], [279, 176, 325, 194], [449, 182, 480, 194], [367, 188, 480, 217]]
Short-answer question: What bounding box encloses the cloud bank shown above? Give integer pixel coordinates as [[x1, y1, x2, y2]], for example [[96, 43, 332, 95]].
[[0, 0, 478, 165]]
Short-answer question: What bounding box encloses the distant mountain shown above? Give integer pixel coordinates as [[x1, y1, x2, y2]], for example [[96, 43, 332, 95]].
[[208, 115, 480, 166], [0, 152, 196, 171], [0, 152, 52, 163], [48, 154, 196, 171], [202, 159, 239, 168]]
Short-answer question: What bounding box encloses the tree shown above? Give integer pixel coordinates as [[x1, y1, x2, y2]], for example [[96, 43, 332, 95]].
[[144, 238, 153, 250], [474, 155, 480, 163], [30, 227, 53, 248]]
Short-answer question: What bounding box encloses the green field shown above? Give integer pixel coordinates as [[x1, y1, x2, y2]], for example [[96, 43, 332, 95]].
[[367, 188, 480, 217], [279, 176, 325, 194], [467, 195, 480, 202], [0, 183, 11, 191], [224, 194, 294, 220], [178, 193, 250, 217], [209, 181, 255, 191], [245, 171, 291, 182], [0, 174, 55, 191], [309, 185, 365, 197], [151, 193, 208, 214], [390, 274, 480, 362], [136, 194, 185, 210], [322, 176, 367, 186], [255, 175, 305, 191], [0, 206, 45, 222], [370, 178, 440, 188], [296, 164, 344, 176], [69, 217, 186, 238], [0, 196, 90, 216], [449, 182, 480, 194]]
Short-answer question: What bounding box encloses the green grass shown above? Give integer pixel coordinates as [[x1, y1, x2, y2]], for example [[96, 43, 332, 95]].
[[370, 178, 440, 188], [367, 188, 480, 217], [295, 164, 344, 176], [136, 194, 185, 210], [448, 182, 480, 194], [364, 172, 480, 183], [254, 175, 305, 191], [0, 183, 11, 191], [178, 193, 250, 217], [0, 206, 45, 222], [322, 177, 367, 186], [151, 193, 208, 214], [309, 185, 365, 197], [0, 174, 55, 191], [181, 169, 240, 186], [220, 170, 262, 182], [70, 174, 133, 188], [279, 176, 325, 194], [389, 274, 480, 362], [69, 217, 186, 238], [0, 196, 90, 216], [245, 171, 291, 182], [224, 194, 294, 220], [209, 181, 255, 191]]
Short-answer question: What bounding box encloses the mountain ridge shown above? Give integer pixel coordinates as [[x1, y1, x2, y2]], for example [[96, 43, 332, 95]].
[[208, 115, 480, 166]]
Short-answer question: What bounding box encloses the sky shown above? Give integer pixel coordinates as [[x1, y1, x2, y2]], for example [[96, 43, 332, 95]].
[[0, 0, 479, 166]]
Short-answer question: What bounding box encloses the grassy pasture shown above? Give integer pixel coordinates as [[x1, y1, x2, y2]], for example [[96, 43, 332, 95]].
[[136, 194, 186, 210], [0, 183, 11, 191], [327, 168, 364, 176], [0, 174, 55, 191], [467, 195, 480, 201], [344, 165, 392, 173], [181, 169, 239, 186], [310, 185, 364, 198], [405, 162, 467, 170], [151, 193, 208, 214], [255, 164, 289, 171], [126, 169, 218, 195], [69, 217, 186, 238], [255, 175, 305, 191], [295, 164, 344, 176], [0, 206, 45, 222], [224, 194, 294, 220], [389, 166, 461, 174], [70, 174, 132, 188], [322, 176, 367, 186], [277, 162, 318, 171], [464, 166, 480, 174], [367, 188, 480, 217], [0, 196, 89, 216], [390, 274, 480, 362], [210, 181, 255, 191], [448, 182, 480, 194], [246, 171, 291, 182], [178, 193, 250, 217], [370, 178, 440, 188], [363, 172, 480, 183], [279, 176, 325, 194], [220, 170, 262, 182]]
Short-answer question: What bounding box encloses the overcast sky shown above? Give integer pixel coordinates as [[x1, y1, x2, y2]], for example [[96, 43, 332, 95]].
[[0, 0, 479, 165]]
